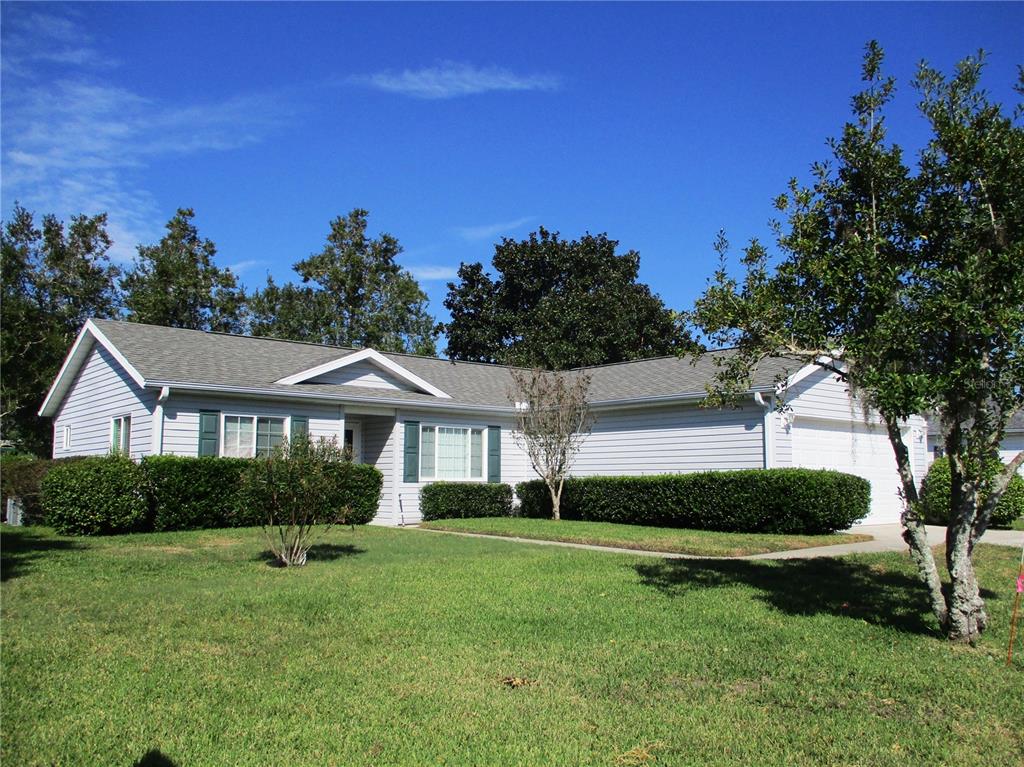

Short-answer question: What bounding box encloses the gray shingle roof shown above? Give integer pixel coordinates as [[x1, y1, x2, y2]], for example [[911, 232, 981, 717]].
[[91, 319, 798, 410]]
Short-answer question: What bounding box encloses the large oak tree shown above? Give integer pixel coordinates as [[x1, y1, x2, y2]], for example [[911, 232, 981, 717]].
[[441, 228, 687, 369], [689, 43, 1023, 642]]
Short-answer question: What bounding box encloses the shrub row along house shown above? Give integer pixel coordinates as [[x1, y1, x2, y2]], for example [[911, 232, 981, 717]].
[[41, 319, 933, 526]]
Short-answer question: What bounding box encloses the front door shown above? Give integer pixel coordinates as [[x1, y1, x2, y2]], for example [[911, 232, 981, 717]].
[[344, 423, 362, 462]]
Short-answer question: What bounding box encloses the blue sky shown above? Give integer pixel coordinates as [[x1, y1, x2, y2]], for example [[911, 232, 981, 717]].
[[2, 2, 1021, 337]]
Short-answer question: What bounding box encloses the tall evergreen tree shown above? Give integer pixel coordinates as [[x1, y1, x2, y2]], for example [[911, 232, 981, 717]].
[[441, 228, 687, 369], [121, 208, 245, 333], [1, 205, 120, 455], [249, 209, 438, 355]]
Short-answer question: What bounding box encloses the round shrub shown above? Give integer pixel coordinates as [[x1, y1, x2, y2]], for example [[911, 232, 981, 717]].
[[920, 456, 1024, 528], [420, 482, 514, 521], [42, 455, 147, 535]]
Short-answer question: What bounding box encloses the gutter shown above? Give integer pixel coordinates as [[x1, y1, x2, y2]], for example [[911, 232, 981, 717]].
[[753, 391, 775, 469], [145, 379, 518, 415]]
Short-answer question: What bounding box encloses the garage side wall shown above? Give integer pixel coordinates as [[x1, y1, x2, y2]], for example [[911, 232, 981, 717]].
[[573, 402, 766, 475]]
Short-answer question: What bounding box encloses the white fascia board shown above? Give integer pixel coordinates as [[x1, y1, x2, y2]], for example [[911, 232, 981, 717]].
[[38, 320, 148, 417], [784, 358, 842, 390], [145, 379, 508, 414], [274, 347, 452, 399]]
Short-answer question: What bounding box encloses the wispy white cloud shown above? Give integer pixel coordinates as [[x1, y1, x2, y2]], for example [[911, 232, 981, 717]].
[[225, 259, 266, 275], [1, 10, 119, 75], [454, 216, 535, 242], [351, 61, 561, 100], [1, 11, 293, 263], [409, 265, 459, 282]]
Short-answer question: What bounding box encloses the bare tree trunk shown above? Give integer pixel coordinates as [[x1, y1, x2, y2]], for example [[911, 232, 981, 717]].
[[549, 479, 561, 521], [945, 443, 989, 643], [885, 417, 949, 632]]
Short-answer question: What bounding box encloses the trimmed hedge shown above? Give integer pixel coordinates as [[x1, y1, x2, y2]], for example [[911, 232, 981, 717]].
[[142, 456, 253, 531], [37, 453, 384, 535], [920, 456, 1024, 528], [421, 482, 514, 521], [42, 456, 148, 535], [515, 469, 871, 534]]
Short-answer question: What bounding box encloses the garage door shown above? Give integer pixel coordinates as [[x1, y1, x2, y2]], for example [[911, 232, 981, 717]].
[[793, 418, 907, 525]]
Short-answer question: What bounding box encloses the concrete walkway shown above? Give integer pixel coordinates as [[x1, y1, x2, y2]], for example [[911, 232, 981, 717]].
[[414, 523, 1023, 561]]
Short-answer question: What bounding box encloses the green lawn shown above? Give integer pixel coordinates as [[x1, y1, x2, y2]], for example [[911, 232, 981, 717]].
[[2, 525, 1022, 766], [419, 516, 871, 556]]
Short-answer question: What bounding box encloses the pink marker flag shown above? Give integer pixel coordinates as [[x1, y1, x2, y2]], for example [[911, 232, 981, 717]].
[[1017, 575, 1024, 594]]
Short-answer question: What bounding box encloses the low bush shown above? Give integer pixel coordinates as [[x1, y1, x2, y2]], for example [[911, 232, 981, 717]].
[[239, 437, 381, 565], [2, 455, 88, 525], [142, 456, 252, 530], [920, 456, 1024, 528], [515, 469, 870, 534], [42, 455, 148, 535], [420, 482, 514, 521]]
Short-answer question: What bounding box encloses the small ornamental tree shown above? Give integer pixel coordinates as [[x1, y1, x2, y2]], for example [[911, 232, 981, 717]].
[[509, 369, 594, 520], [238, 436, 354, 566], [688, 43, 1024, 642]]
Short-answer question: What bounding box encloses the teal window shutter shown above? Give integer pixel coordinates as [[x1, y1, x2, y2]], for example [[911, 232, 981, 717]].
[[199, 411, 220, 457], [487, 426, 501, 483], [403, 421, 420, 482], [290, 416, 309, 441]]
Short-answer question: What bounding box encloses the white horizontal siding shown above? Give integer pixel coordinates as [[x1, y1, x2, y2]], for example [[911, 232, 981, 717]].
[[309, 360, 413, 391], [160, 394, 344, 457], [787, 367, 880, 423], [774, 411, 793, 467], [573, 403, 765, 475], [52, 344, 156, 459]]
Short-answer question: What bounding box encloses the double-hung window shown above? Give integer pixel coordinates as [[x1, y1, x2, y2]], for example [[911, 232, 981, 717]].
[[111, 415, 131, 454], [223, 415, 285, 458], [419, 425, 484, 481]]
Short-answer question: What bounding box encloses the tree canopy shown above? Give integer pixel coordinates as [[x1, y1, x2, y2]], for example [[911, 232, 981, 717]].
[[121, 208, 246, 333], [441, 228, 687, 369], [249, 209, 438, 355], [1, 205, 121, 454], [688, 42, 1024, 642]]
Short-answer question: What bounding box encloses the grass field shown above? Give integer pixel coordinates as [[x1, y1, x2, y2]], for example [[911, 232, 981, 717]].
[[2, 524, 1022, 766], [418, 517, 871, 556]]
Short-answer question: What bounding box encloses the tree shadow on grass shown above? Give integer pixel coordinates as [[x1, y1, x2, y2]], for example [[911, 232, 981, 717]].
[[1, 527, 84, 582], [633, 556, 996, 637], [133, 749, 177, 767], [253, 543, 366, 567]]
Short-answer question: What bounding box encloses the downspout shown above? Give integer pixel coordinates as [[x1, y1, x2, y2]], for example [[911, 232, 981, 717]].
[[753, 392, 774, 469], [151, 386, 170, 455]]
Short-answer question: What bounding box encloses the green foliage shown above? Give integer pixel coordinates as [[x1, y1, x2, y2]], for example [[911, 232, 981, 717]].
[[334, 462, 385, 525], [249, 209, 438, 354], [141, 456, 253, 531], [420, 482, 514, 521], [238, 437, 381, 564], [42, 455, 147, 535], [441, 227, 688, 368], [516, 469, 870, 534], [920, 457, 1024, 529], [1, 205, 120, 455], [121, 208, 245, 333], [1, 455, 48, 524]]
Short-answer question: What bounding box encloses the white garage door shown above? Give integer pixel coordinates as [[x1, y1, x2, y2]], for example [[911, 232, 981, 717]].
[[793, 418, 907, 525]]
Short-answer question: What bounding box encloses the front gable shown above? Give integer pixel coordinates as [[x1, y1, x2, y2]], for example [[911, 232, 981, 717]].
[[275, 348, 452, 399]]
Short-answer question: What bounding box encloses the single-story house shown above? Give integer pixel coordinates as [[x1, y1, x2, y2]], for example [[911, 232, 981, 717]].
[[40, 319, 931, 526]]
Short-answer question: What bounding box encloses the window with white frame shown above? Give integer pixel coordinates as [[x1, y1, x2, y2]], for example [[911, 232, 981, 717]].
[[222, 415, 286, 458], [111, 415, 131, 454], [63, 424, 72, 449], [419, 425, 484, 481]]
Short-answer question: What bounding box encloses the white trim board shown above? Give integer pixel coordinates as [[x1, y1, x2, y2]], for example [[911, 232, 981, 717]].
[[274, 347, 452, 399], [38, 320, 147, 417]]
